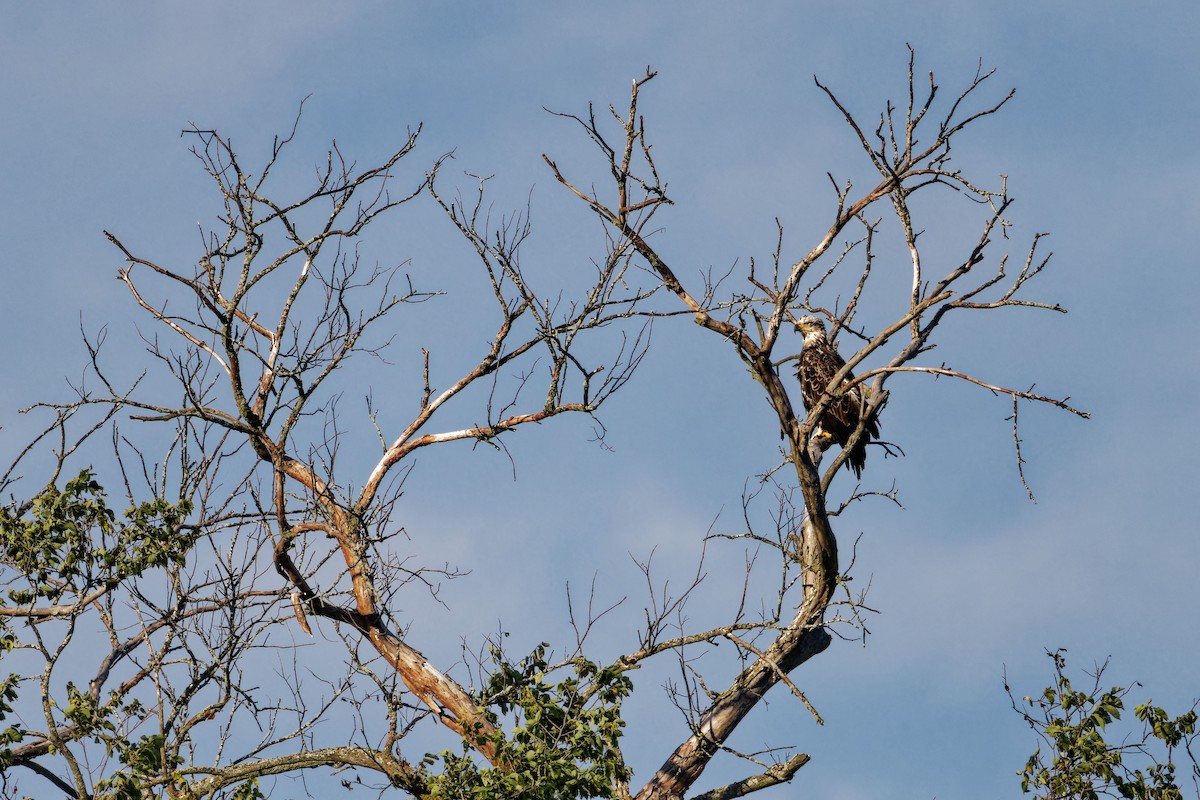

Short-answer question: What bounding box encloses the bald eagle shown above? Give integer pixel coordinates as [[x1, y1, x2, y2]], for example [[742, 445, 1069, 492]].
[[793, 316, 880, 478]]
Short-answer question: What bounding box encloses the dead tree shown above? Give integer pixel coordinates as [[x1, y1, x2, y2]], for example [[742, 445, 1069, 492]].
[[101, 117, 651, 766], [0, 51, 1085, 799], [543, 52, 1086, 799], [2, 105, 652, 797]]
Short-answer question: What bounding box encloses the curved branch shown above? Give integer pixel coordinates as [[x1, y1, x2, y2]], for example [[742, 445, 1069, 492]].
[[183, 746, 428, 797], [689, 753, 812, 800]]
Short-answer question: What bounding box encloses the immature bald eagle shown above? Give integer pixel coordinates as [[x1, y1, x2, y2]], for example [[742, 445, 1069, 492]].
[[793, 316, 880, 478]]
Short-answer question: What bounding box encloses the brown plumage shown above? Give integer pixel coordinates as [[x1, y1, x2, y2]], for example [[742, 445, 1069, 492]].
[[793, 316, 880, 478]]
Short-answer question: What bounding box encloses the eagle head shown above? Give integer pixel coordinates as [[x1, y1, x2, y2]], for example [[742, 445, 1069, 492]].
[[793, 315, 828, 346]]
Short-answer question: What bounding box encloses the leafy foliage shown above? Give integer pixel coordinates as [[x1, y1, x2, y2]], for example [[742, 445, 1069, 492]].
[[1012, 650, 1199, 800], [0, 471, 196, 793], [0, 469, 194, 605], [428, 644, 633, 800], [94, 734, 184, 800], [0, 670, 21, 768]]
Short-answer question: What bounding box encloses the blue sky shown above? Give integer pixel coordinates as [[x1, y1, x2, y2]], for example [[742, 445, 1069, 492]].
[[2, 4, 1198, 798]]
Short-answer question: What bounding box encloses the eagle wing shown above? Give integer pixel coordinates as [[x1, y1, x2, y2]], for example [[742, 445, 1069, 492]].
[[796, 342, 879, 477]]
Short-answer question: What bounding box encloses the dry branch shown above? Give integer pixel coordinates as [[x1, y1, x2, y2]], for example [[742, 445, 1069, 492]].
[[542, 57, 1083, 800]]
